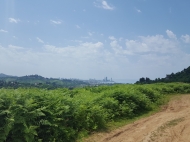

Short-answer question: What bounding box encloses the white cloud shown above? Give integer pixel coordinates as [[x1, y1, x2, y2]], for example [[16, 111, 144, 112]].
[[1, 31, 190, 80], [8, 45, 24, 50], [166, 30, 177, 39], [76, 25, 81, 29], [36, 37, 44, 43], [125, 39, 149, 53], [88, 32, 93, 36], [111, 40, 129, 55], [13, 36, 17, 39], [109, 37, 133, 55], [135, 8, 142, 13], [9, 18, 20, 23], [181, 34, 190, 43], [108, 34, 180, 58], [50, 20, 62, 25], [44, 42, 103, 55], [94, 0, 114, 10], [0, 29, 8, 33], [81, 36, 89, 39], [109, 36, 116, 40], [125, 35, 178, 54], [0, 42, 118, 79], [102, 1, 114, 10], [70, 40, 83, 43]]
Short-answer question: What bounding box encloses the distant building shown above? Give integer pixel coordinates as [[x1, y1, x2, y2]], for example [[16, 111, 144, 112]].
[[103, 77, 114, 83]]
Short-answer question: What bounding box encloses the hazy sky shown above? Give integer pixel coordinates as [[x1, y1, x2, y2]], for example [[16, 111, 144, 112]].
[[0, 0, 190, 81]]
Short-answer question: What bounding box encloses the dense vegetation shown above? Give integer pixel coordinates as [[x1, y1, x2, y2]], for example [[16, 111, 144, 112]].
[[1, 83, 190, 142], [0, 74, 88, 89], [136, 66, 190, 84]]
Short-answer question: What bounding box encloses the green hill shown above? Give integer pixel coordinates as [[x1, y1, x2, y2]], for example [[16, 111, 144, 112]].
[[0, 73, 15, 78], [0, 74, 89, 89], [136, 66, 190, 84]]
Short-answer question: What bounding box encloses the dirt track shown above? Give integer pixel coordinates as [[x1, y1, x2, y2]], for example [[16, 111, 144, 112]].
[[84, 95, 190, 142]]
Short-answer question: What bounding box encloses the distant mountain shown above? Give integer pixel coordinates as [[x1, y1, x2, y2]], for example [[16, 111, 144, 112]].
[[0, 73, 16, 78], [0, 74, 89, 89], [136, 66, 190, 84]]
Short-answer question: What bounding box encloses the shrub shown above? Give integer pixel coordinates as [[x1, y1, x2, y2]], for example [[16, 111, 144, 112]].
[[0, 83, 190, 141]]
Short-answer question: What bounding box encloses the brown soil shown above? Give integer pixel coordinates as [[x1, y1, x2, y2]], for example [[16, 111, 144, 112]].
[[84, 95, 190, 142]]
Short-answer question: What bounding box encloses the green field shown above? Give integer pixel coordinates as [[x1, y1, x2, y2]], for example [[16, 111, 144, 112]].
[[1, 83, 190, 142]]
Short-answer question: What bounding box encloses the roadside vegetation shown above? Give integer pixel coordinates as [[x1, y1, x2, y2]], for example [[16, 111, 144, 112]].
[[1, 83, 190, 142]]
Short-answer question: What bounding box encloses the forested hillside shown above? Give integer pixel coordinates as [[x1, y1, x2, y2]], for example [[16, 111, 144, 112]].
[[0, 74, 88, 89], [136, 66, 190, 84]]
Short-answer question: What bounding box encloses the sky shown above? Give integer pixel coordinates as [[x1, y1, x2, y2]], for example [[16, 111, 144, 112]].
[[0, 0, 190, 82]]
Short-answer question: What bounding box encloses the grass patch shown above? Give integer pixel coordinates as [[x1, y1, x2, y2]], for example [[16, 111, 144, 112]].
[[149, 117, 185, 142], [160, 117, 185, 130]]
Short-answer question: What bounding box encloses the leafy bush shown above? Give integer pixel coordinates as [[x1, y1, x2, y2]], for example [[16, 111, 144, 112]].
[[0, 83, 190, 141]]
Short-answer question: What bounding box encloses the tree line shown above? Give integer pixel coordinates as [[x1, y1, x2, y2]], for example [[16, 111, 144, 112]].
[[136, 66, 190, 84], [0, 74, 88, 89]]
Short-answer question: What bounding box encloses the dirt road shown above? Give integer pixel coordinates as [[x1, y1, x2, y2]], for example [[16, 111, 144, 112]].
[[84, 95, 190, 142]]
